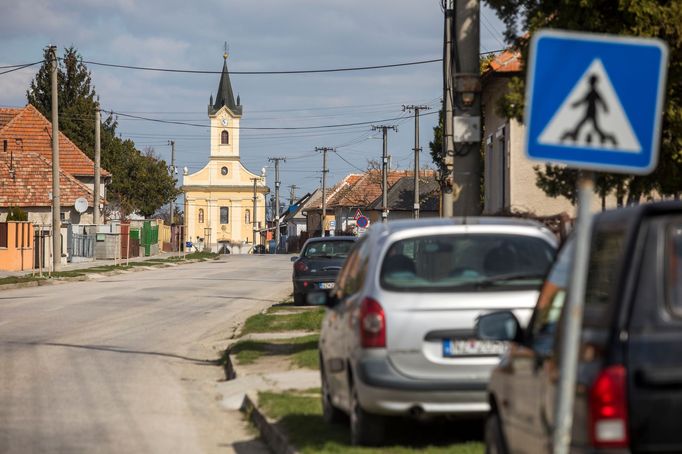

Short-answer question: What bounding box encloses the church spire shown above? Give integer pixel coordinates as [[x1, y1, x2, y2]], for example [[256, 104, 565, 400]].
[[208, 44, 242, 116]]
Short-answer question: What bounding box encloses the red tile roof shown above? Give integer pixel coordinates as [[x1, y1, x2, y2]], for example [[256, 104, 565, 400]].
[[485, 49, 522, 75], [0, 104, 110, 177], [0, 151, 95, 208], [308, 170, 438, 209]]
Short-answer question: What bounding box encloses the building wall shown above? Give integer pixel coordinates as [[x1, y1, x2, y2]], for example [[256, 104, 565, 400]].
[[482, 75, 616, 216], [0, 221, 34, 271]]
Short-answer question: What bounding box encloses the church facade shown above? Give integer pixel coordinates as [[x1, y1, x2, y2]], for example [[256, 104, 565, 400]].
[[182, 54, 269, 254]]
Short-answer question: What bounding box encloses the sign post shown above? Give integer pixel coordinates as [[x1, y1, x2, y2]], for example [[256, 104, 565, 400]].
[[524, 29, 668, 454]]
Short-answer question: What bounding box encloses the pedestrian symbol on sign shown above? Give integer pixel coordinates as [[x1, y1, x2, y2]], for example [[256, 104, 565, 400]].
[[539, 59, 639, 152]]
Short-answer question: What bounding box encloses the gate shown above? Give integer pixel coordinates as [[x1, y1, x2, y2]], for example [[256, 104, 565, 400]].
[[72, 233, 95, 258]]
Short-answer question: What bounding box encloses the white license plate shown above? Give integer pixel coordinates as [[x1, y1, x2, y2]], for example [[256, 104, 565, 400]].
[[319, 282, 335, 289], [442, 339, 507, 357]]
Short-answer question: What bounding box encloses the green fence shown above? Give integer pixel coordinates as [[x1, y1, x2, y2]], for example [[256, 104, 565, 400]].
[[141, 221, 159, 256]]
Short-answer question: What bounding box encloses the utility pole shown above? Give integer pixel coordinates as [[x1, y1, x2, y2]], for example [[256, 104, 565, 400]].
[[403, 105, 430, 219], [442, 0, 455, 217], [50, 45, 61, 272], [268, 157, 286, 252], [452, 0, 482, 216], [250, 177, 260, 249], [315, 147, 333, 236], [94, 105, 101, 225], [168, 140, 176, 226], [371, 126, 397, 223], [288, 185, 299, 205]]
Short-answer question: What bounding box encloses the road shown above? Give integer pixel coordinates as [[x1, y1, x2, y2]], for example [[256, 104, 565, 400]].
[[0, 255, 292, 454]]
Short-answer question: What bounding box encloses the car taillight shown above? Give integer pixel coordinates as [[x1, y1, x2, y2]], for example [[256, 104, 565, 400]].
[[294, 261, 308, 272], [360, 297, 385, 348], [589, 365, 629, 449]]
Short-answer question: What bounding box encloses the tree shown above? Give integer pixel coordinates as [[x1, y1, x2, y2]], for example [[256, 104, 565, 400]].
[[486, 0, 682, 202], [26, 47, 180, 216]]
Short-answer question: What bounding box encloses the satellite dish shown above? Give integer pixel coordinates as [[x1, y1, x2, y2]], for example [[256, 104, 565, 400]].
[[74, 197, 88, 214]]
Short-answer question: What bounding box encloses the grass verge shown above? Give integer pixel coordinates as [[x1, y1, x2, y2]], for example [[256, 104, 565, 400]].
[[240, 307, 324, 336], [231, 334, 320, 368], [257, 390, 484, 454]]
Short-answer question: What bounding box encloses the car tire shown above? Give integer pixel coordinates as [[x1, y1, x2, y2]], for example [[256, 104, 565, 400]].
[[293, 292, 305, 305], [350, 384, 385, 446], [321, 362, 345, 424], [485, 409, 508, 454]]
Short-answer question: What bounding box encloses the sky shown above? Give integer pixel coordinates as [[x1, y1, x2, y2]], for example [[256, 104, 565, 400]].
[[0, 0, 508, 202]]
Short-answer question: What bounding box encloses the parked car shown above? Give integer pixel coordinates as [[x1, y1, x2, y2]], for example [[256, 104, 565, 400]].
[[477, 202, 682, 454], [316, 218, 558, 445], [291, 236, 358, 305]]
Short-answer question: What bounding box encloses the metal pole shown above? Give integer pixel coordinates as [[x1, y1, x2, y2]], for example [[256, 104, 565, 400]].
[[452, 0, 482, 216], [403, 105, 430, 219], [442, 1, 455, 217], [251, 177, 258, 250], [169, 140, 176, 228], [553, 172, 595, 454], [371, 126, 397, 222], [94, 106, 101, 225], [50, 45, 61, 272], [268, 157, 286, 252]]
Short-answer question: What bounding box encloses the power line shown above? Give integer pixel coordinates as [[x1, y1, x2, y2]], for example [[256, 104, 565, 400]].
[[80, 57, 442, 75], [0, 60, 43, 76], [104, 109, 436, 131]]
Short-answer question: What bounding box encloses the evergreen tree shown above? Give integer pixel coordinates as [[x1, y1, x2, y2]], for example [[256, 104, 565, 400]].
[[486, 0, 682, 202], [26, 47, 180, 217]]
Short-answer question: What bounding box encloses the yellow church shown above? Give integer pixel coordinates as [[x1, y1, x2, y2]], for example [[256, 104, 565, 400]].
[[182, 52, 269, 254]]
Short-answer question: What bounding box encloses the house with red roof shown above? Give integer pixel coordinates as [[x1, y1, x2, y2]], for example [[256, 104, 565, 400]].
[[303, 169, 440, 235], [0, 104, 109, 225], [0, 104, 111, 270], [482, 49, 615, 215]]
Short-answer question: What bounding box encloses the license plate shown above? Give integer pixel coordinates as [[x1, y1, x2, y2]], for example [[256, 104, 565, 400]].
[[442, 339, 507, 357], [319, 282, 335, 289]]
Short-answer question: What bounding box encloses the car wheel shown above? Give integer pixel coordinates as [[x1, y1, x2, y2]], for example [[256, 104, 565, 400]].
[[321, 362, 345, 424], [485, 409, 508, 454], [350, 384, 385, 446], [293, 292, 305, 305]]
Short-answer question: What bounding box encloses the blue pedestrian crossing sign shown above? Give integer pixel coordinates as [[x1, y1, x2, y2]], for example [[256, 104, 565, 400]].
[[525, 30, 668, 174]]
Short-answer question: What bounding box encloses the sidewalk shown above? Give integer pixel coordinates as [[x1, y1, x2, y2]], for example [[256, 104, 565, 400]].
[[0, 250, 188, 279]]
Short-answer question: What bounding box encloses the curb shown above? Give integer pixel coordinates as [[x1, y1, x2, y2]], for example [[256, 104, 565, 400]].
[[240, 394, 299, 454], [0, 258, 209, 291]]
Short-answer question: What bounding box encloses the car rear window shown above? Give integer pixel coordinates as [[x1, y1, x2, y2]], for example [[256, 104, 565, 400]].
[[666, 226, 682, 317], [302, 240, 355, 259], [380, 234, 555, 292]]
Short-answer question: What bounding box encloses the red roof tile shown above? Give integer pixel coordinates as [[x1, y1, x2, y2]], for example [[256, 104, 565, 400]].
[[0, 151, 96, 208], [486, 49, 522, 74], [0, 104, 110, 177]]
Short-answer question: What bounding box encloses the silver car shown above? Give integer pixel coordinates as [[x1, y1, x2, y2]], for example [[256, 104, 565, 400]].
[[317, 218, 558, 445]]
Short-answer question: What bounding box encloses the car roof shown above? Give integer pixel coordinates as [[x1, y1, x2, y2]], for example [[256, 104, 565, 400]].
[[594, 201, 682, 231], [304, 236, 358, 244], [376, 216, 551, 235]]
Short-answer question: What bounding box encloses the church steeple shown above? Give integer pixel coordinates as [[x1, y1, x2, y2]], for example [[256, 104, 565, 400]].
[[208, 48, 242, 116]]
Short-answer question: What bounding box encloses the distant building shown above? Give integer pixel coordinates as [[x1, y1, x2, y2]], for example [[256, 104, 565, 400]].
[[303, 169, 440, 236], [182, 52, 269, 254]]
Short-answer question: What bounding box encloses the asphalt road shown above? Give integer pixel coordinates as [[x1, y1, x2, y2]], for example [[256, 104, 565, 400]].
[[0, 255, 293, 454]]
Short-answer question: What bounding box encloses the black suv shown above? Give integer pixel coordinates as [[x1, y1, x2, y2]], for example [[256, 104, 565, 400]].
[[292, 236, 357, 305], [477, 202, 682, 453]]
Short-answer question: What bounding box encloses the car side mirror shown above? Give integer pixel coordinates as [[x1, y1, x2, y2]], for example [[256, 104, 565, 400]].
[[306, 291, 339, 308], [290, 256, 299, 262], [475, 311, 523, 343]]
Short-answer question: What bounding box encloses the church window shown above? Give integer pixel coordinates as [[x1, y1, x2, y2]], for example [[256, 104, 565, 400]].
[[220, 207, 229, 224], [245, 209, 251, 224], [221, 130, 229, 144], [198, 208, 204, 224], [221, 166, 229, 175]]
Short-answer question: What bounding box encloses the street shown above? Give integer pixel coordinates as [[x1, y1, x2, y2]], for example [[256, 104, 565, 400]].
[[0, 255, 292, 454]]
